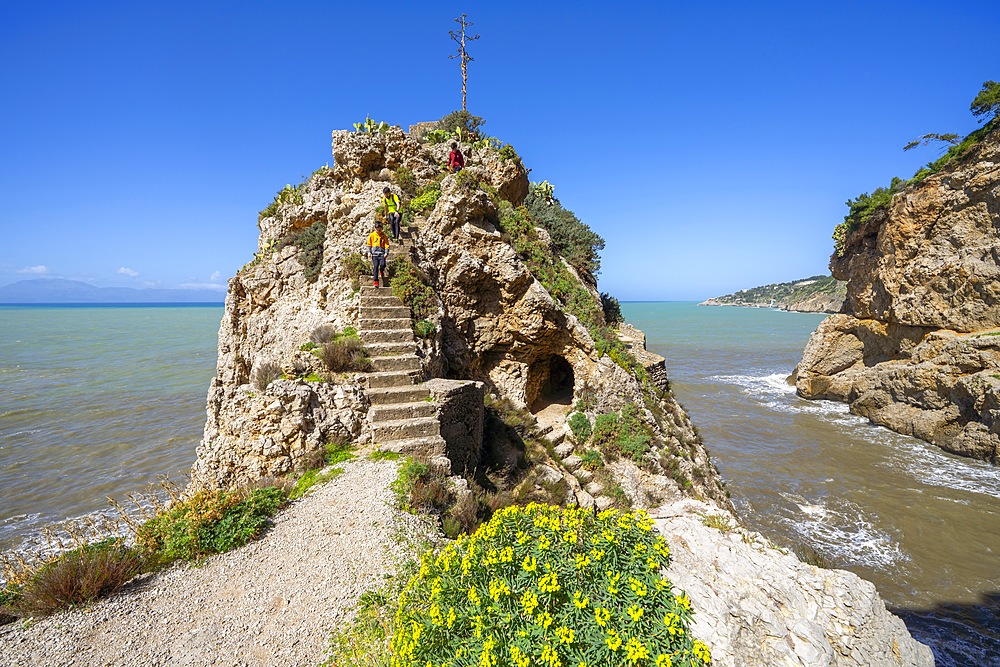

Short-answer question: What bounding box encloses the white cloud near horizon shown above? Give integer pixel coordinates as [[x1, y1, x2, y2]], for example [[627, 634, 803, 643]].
[[179, 282, 227, 291], [18, 265, 49, 275], [117, 266, 140, 278]]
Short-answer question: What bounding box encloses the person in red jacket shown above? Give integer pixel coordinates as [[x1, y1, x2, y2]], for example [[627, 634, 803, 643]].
[[447, 142, 465, 173]]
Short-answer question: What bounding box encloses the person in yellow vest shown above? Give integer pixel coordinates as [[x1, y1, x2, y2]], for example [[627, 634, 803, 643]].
[[382, 186, 402, 239], [366, 220, 391, 287]]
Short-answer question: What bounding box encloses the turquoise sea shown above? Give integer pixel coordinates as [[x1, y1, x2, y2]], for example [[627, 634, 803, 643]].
[[1, 302, 997, 663], [0, 305, 222, 553]]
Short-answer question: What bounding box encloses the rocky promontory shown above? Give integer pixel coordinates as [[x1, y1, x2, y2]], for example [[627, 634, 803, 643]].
[[794, 121, 1000, 464], [701, 275, 846, 313]]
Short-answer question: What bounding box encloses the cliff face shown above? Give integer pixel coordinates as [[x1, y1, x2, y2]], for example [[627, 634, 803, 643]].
[[795, 124, 1000, 463], [190, 127, 729, 508]]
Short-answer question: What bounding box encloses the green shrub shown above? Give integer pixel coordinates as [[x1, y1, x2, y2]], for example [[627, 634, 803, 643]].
[[394, 166, 416, 192], [568, 412, 592, 444], [414, 319, 436, 339], [524, 186, 605, 277], [601, 293, 624, 325], [408, 182, 442, 213], [498, 144, 520, 162], [391, 503, 711, 667], [320, 335, 372, 373], [275, 222, 326, 282], [591, 403, 654, 463], [388, 258, 436, 321], [435, 110, 485, 139], [580, 448, 604, 471], [259, 183, 305, 221], [137, 487, 285, 563], [5, 539, 146, 617]]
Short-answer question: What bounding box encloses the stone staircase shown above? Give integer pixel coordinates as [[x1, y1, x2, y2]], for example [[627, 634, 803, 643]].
[[358, 226, 447, 462]]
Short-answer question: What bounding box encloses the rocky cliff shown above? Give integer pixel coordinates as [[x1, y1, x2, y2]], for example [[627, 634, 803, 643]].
[[701, 275, 846, 313], [190, 126, 729, 509], [794, 123, 1000, 463], [188, 124, 933, 665]]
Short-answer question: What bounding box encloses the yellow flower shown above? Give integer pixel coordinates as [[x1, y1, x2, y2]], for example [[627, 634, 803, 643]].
[[468, 587, 481, 606], [590, 548, 605, 561], [647, 556, 661, 571], [500, 546, 514, 563], [574, 553, 591, 570], [517, 530, 530, 545], [521, 590, 539, 616], [627, 605, 644, 622], [606, 571, 622, 595], [625, 636, 650, 663], [480, 635, 497, 667], [563, 529, 578, 544], [488, 577, 511, 601], [555, 625, 575, 645], [538, 534, 552, 551], [522, 555, 538, 573], [429, 603, 443, 626], [446, 606, 457, 628], [654, 537, 670, 559], [510, 645, 530, 667], [676, 593, 691, 611], [594, 607, 611, 627], [538, 572, 561, 594], [629, 577, 648, 597], [602, 529, 617, 544], [540, 644, 562, 667], [572, 591, 589, 609], [693, 640, 712, 663], [605, 629, 623, 651], [536, 611, 554, 629], [655, 655, 673, 667]]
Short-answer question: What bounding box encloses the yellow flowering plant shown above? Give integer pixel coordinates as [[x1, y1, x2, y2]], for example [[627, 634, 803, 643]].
[[391, 503, 711, 667]]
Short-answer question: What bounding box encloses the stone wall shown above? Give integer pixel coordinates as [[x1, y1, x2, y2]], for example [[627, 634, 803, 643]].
[[424, 378, 485, 476]]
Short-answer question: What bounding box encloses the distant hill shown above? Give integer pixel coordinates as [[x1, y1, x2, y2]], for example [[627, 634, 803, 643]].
[[700, 275, 846, 313], [0, 279, 226, 304]]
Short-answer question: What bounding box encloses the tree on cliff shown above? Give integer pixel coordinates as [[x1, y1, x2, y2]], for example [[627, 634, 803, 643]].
[[970, 80, 1000, 123]]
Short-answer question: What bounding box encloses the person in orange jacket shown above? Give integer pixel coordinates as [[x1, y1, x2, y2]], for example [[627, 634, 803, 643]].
[[366, 220, 390, 287]]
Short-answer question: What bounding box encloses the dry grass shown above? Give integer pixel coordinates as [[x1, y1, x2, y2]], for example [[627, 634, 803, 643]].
[[320, 338, 372, 373]]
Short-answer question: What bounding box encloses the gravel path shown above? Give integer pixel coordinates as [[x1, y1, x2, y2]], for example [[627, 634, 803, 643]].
[[0, 458, 431, 667]]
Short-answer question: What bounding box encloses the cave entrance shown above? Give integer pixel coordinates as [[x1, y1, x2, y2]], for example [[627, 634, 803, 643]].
[[528, 355, 575, 417]]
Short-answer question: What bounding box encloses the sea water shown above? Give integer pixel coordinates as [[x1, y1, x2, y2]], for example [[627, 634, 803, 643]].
[[0, 305, 221, 553], [622, 302, 1000, 666]]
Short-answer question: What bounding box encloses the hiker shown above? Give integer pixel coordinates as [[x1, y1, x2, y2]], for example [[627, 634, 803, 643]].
[[382, 186, 402, 239], [366, 220, 390, 287], [448, 142, 465, 173]]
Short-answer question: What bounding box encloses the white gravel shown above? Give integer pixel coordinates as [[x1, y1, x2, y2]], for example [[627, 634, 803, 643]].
[[0, 458, 433, 667]]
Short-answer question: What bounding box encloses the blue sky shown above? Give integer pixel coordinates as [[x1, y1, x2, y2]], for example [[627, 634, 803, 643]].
[[1, 1, 997, 301]]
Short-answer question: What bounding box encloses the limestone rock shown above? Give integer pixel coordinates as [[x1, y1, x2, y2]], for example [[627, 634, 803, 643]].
[[796, 124, 1000, 463], [654, 499, 934, 667]]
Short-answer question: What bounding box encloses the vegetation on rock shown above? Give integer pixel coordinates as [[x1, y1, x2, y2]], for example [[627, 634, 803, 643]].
[[591, 402, 654, 463], [833, 82, 1000, 257], [275, 221, 326, 282], [705, 275, 846, 312], [388, 257, 437, 322], [391, 504, 710, 667], [319, 328, 372, 373], [524, 182, 605, 278]]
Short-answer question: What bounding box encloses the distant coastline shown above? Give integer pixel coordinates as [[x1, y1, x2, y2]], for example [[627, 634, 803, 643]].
[[0, 278, 225, 304], [700, 275, 845, 314]]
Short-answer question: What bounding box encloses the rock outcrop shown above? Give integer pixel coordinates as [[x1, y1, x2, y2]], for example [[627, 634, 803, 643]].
[[188, 124, 932, 665], [795, 123, 1000, 463], [190, 127, 729, 507], [654, 499, 934, 667]]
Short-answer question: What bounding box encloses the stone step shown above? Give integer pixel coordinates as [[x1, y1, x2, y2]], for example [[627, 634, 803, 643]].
[[363, 341, 416, 357], [366, 371, 420, 389], [371, 355, 422, 373], [367, 385, 432, 405], [373, 416, 440, 441], [359, 328, 414, 344], [360, 286, 395, 296], [374, 435, 446, 460], [360, 317, 412, 331], [361, 305, 411, 319], [361, 296, 402, 307], [372, 400, 436, 422]]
